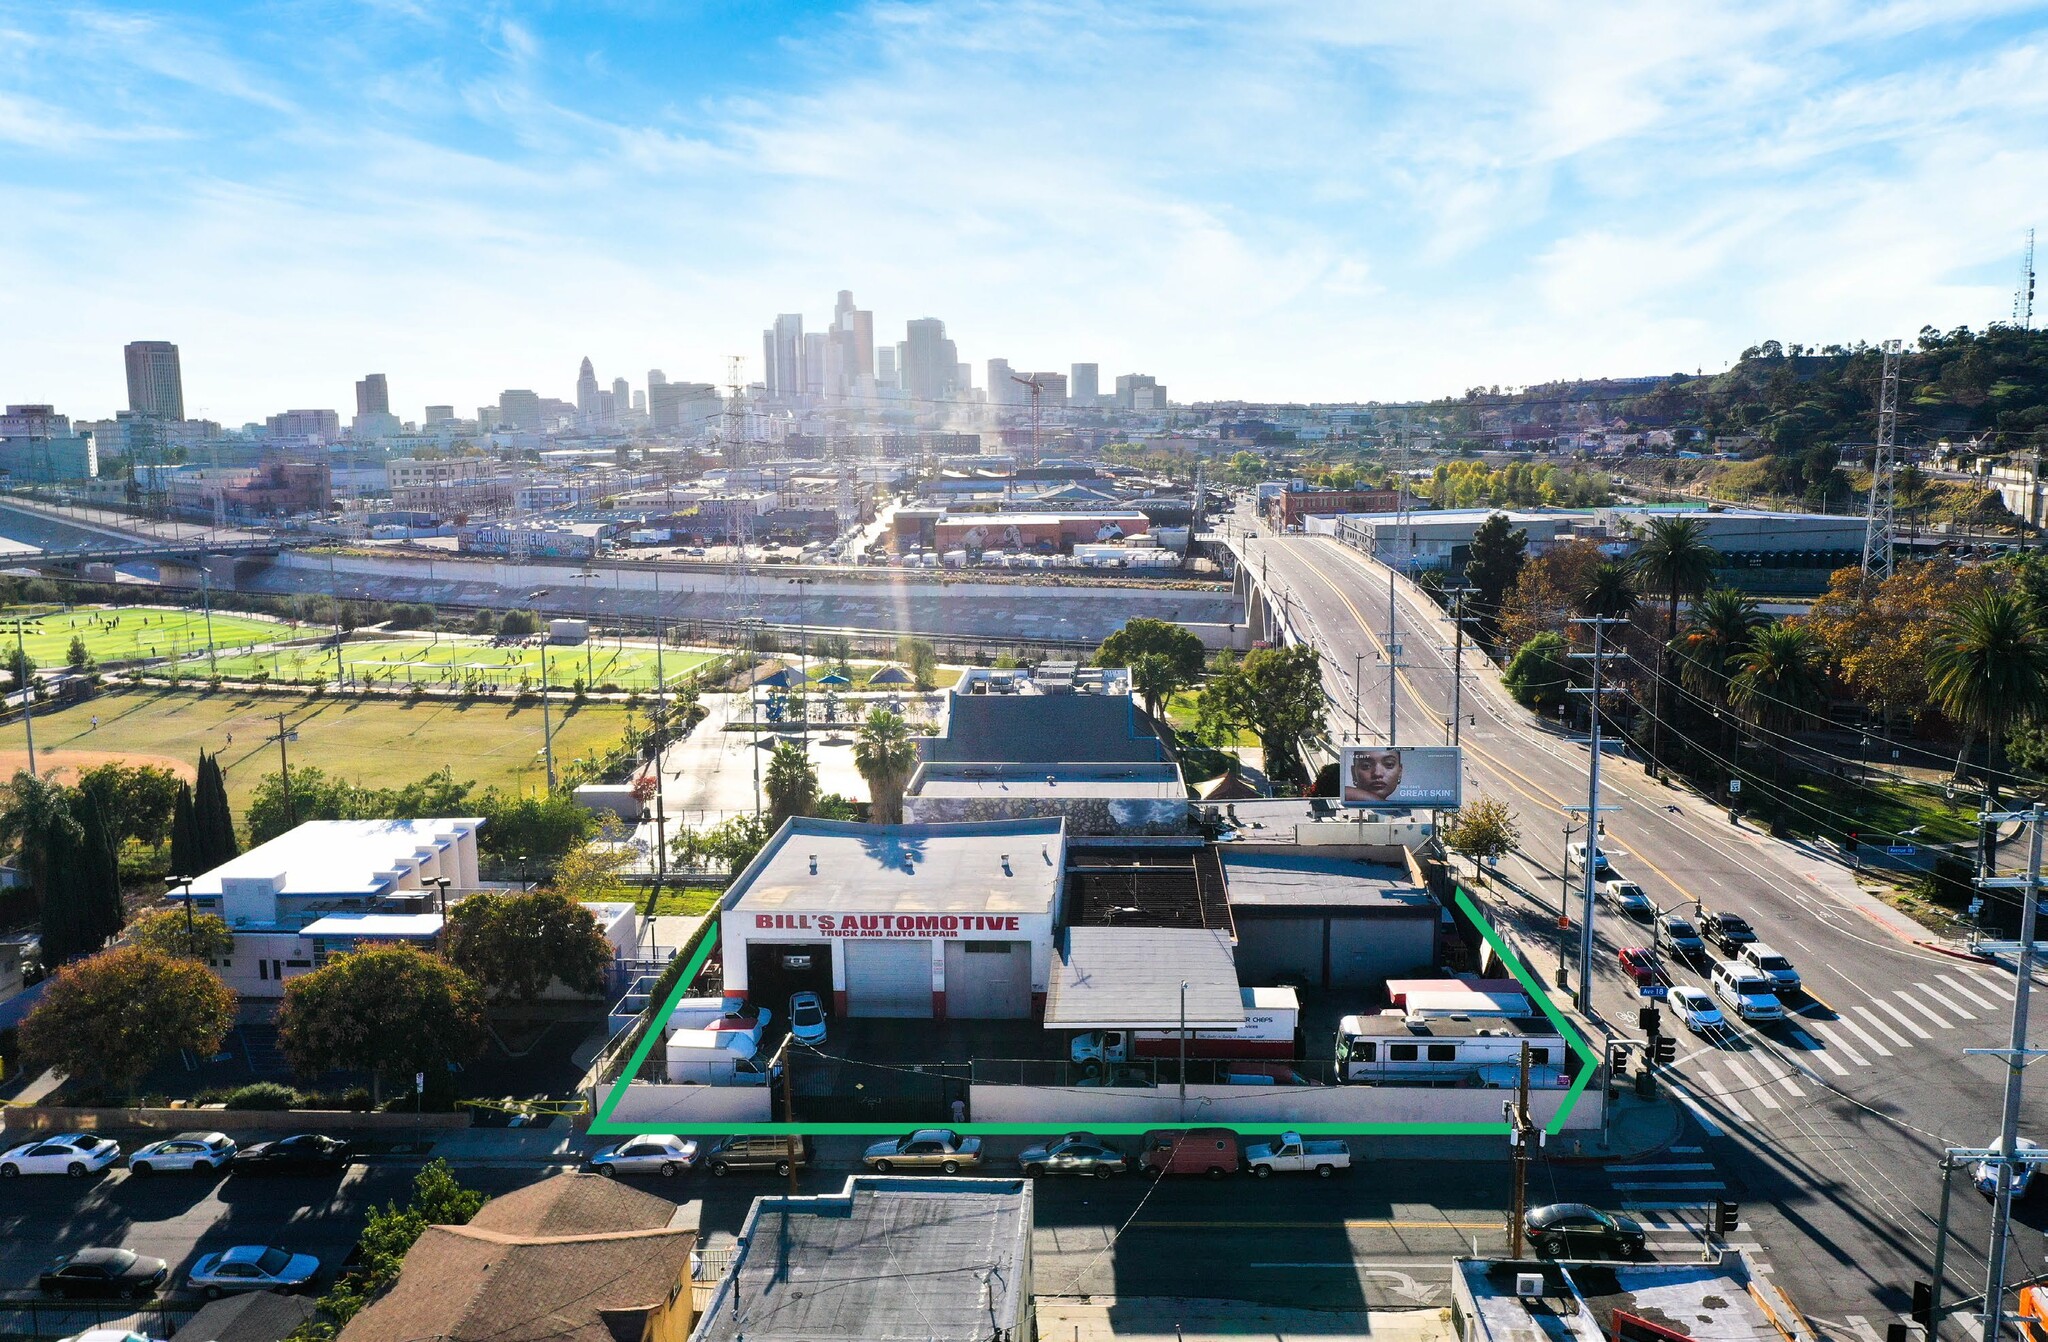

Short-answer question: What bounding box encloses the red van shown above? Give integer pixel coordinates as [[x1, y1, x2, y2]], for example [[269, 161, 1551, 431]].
[[1139, 1128, 1240, 1179]]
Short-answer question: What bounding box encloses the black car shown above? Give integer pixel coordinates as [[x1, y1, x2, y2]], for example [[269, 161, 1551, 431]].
[[232, 1134, 353, 1174], [1525, 1203, 1646, 1259], [1658, 915, 1707, 960], [703, 1134, 814, 1177], [40, 1248, 169, 1299], [1702, 910, 1757, 953]]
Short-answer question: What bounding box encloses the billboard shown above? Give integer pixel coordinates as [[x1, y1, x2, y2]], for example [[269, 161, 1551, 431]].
[[1339, 745, 1463, 809]]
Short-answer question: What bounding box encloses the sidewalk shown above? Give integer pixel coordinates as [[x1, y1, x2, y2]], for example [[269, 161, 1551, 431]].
[[1037, 1298, 1453, 1342]]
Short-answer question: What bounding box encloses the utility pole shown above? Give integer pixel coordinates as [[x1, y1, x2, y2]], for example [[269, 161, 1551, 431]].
[[1862, 338, 1903, 583], [1567, 615, 1628, 1013], [199, 562, 218, 675], [1385, 566, 1401, 745], [1506, 1041, 1534, 1258], [271, 713, 297, 827], [774, 1032, 800, 1197], [1968, 805, 2045, 1342], [1351, 652, 1364, 741], [14, 618, 35, 776], [1447, 586, 1476, 747], [539, 639, 556, 789]]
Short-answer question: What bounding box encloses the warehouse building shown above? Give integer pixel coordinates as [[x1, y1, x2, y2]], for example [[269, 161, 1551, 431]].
[[719, 817, 1066, 1020], [1222, 845, 1440, 991]]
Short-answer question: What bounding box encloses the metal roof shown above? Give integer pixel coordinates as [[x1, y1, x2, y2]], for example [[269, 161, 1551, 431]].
[[1044, 926, 1244, 1029], [1221, 848, 1434, 909], [728, 817, 1064, 916]]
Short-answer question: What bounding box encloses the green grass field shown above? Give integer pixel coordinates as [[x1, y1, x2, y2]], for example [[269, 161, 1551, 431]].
[[200, 637, 720, 692], [0, 688, 632, 809], [2, 604, 290, 667]]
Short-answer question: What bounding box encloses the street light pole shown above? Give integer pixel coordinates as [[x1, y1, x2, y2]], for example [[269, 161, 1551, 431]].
[[1974, 805, 2044, 1342], [1179, 980, 1189, 1121], [539, 640, 556, 789], [14, 618, 35, 775], [1351, 652, 1363, 741]]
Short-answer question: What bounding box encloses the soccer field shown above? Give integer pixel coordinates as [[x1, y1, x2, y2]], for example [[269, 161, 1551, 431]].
[[0, 689, 632, 809], [1, 604, 290, 667], [202, 636, 721, 691]]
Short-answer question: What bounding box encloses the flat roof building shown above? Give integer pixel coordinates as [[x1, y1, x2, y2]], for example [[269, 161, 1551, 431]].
[[1222, 845, 1440, 990], [903, 760, 1189, 835]]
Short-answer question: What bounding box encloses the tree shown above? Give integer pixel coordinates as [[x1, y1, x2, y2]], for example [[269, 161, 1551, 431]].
[[1498, 540, 1606, 652], [1928, 591, 2048, 811], [6, 644, 35, 690], [444, 890, 612, 1004], [1677, 587, 1765, 755], [193, 751, 238, 866], [1576, 561, 1641, 619], [498, 609, 542, 637], [897, 637, 939, 690], [473, 787, 599, 873], [1632, 516, 1720, 771], [0, 770, 80, 906], [764, 740, 820, 828], [1503, 632, 1571, 713], [277, 945, 486, 1104], [701, 812, 772, 873], [1729, 621, 1826, 780], [1463, 512, 1528, 643], [543, 828, 637, 904], [1442, 796, 1522, 878], [299, 1159, 487, 1340], [1806, 559, 1993, 725], [1096, 617, 1207, 717], [20, 946, 236, 1098], [815, 633, 854, 674], [75, 789, 124, 949], [169, 782, 200, 879], [125, 907, 235, 961], [75, 763, 181, 847], [853, 708, 919, 825], [66, 634, 93, 673], [1199, 645, 1325, 786]]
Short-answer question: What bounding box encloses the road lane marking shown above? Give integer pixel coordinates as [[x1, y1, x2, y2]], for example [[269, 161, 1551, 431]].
[[1886, 992, 1951, 1032], [1671, 1145, 1704, 1154], [1788, 1028, 1851, 1075], [1830, 1010, 1896, 1056], [1698, 1073, 1752, 1123], [1797, 1018, 1870, 1067], [1963, 972, 2014, 1000], [1607, 1163, 1717, 1173], [1938, 974, 2002, 1010], [1721, 1057, 1782, 1109], [1612, 1181, 1727, 1191], [1133, 1220, 1499, 1230], [1856, 1003, 1920, 1046], [1912, 983, 1977, 1022], [1665, 1087, 1726, 1139]]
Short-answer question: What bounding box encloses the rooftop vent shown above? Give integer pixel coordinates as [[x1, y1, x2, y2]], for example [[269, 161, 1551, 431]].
[[808, 854, 817, 875], [1001, 854, 1012, 876], [1514, 1273, 1545, 1298]]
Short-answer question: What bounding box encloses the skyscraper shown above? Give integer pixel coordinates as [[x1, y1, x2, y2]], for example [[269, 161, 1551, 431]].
[[901, 318, 958, 406], [831, 290, 874, 395], [770, 315, 805, 401], [576, 358, 600, 418], [1070, 364, 1099, 407], [499, 389, 542, 430], [803, 332, 827, 398], [648, 369, 668, 389], [611, 377, 629, 420], [355, 374, 390, 418], [987, 358, 1016, 406], [124, 341, 185, 419], [877, 347, 898, 389]]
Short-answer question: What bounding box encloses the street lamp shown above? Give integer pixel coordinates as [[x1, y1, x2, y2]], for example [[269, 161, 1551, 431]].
[[1178, 980, 1190, 1120]]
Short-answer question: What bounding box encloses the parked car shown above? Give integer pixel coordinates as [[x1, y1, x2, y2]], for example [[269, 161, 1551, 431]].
[[788, 991, 828, 1046], [1017, 1134, 1130, 1178], [58, 1331, 167, 1342], [1738, 943, 1802, 994], [1668, 986, 1725, 1033], [1710, 962, 1785, 1022], [1600, 879, 1654, 917], [1243, 1132, 1351, 1178], [232, 1134, 353, 1174], [1138, 1128, 1240, 1179], [1525, 1204, 1646, 1259], [1658, 915, 1707, 960], [0, 1133, 121, 1179], [1702, 909, 1758, 954], [586, 1135, 698, 1178], [127, 1132, 236, 1175], [864, 1129, 984, 1173], [1972, 1136, 2040, 1200], [1616, 947, 1670, 996], [187, 1246, 320, 1299], [703, 1134, 813, 1177], [39, 1249, 168, 1299]]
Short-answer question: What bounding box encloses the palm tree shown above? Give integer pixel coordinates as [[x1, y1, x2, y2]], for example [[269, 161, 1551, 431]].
[[1633, 516, 1721, 772], [763, 740, 820, 829], [853, 708, 920, 825], [1576, 562, 1641, 620], [1927, 591, 2048, 813], [1728, 620, 1825, 783], [1679, 587, 1764, 756]]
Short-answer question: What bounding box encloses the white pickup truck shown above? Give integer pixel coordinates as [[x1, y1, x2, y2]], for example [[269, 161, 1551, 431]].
[[1242, 1132, 1352, 1179]]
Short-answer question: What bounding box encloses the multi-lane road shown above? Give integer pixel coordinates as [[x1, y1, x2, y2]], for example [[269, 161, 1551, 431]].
[[1242, 525, 2048, 1334]]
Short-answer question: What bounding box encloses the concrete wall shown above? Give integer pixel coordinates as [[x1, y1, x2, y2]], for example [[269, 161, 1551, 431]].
[[968, 1081, 1600, 1129], [902, 794, 1189, 836], [603, 1083, 776, 1125], [2, 1107, 471, 1135]]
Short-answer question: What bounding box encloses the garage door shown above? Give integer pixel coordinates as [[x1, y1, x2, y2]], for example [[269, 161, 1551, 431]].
[[844, 939, 933, 1018], [943, 940, 1031, 1018], [1328, 916, 1435, 990], [1234, 917, 1326, 987]]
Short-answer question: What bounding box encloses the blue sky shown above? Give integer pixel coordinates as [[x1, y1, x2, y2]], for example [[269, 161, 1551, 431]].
[[4, 1, 2047, 421]]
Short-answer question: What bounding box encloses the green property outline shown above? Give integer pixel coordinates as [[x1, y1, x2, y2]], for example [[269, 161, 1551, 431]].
[[589, 885, 1601, 1136]]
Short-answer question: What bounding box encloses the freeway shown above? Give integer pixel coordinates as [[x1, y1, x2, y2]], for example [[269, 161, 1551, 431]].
[[1240, 525, 2048, 1333]]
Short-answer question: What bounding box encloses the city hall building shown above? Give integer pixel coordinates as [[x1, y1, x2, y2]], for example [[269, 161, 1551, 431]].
[[720, 817, 1065, 1020]]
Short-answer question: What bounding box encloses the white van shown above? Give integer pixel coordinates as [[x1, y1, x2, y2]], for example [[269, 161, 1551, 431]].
[[1710, 962, 1784, 1022], [1737, 943, 1801, 994], [1566, 842, 1616, 878]]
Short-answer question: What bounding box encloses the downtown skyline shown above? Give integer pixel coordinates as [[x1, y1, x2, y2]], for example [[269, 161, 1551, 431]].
[[3, 2, 2046, 421]]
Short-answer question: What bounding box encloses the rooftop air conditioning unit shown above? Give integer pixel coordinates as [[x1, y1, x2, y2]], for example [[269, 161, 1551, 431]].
[[1515, 1273, 1545, 1298]]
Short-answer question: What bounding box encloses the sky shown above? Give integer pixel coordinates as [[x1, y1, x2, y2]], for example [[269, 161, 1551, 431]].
[[3, 1, 2047, 423]]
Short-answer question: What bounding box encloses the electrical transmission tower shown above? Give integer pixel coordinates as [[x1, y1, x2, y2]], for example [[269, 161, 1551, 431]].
[[720, 356, 757, 659], [2017, 229, 2037, 331], [1861, 338, 1903, 581]]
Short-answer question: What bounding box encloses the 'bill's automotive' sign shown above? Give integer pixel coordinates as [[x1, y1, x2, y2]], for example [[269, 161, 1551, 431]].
[[752, 912, 1022, 938]]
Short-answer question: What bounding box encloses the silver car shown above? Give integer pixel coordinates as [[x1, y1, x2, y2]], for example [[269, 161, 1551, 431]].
[[127, 1133, 236, 1176], [187, 1245, 319, 1299], [587, 1134, 698, 1178], [1018, 1134, 1129, 1178], [863, 1129, 983, 1173]]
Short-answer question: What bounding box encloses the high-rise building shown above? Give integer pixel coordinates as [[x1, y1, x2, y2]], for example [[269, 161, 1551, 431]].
[[124, 341, 185, 420], [576, 357, 600, 418], [611, 377, 629, 419], [955, 363, 973, 396], [424, 405, 455, 425], [902, 319, 957, 405], [1115, 374, 1167, 410], [803, 332, 827, 398], [1070, 364, 1099, 407], [355, 374, 390, 418], [631, 390, 646, 414], [648, 369, 668, 389], [768, 315, 805, 400], [1029, 372, 1068, 405], [649, 381, 721, 431], [598, 390, 615, 421], [499, 389, 542, 430], [987, 358, 1016, 406], [830, 290, 875, 395], [877, 347, 898, 389], [265, 408, 341, 441]]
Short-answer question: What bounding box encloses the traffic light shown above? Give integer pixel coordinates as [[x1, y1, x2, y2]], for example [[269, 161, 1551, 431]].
[[1714, 1200, 1740, 1235], [1608, 1042, 1630, 1077], [1653, 1034, 1677, 1066], [1910, 1281, 1933, 1329], [1639, 1006, 1660, 1032]]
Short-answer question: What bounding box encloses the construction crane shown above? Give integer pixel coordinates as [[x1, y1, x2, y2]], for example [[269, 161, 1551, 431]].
[[1010, 373, 1045, 466]]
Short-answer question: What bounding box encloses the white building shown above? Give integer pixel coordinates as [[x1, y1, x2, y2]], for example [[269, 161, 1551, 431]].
[[180, 819, 482, 997], [719, 817, 1066, 1021]]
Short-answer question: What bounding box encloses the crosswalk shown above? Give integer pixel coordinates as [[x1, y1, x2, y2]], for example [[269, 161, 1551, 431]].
[[1676, 967, 2015, 1120], [1599, 1148, 1774, 1273]]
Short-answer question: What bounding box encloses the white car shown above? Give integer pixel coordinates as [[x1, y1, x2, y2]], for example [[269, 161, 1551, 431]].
[[0, 1133, 121, 1178], [1601, 880, 1654, 917], [127, 1132, 237, 1175], [789, 991, 828, 1046], [586, 1134, 699, 1178], [1668, 987, 1724, 1033]]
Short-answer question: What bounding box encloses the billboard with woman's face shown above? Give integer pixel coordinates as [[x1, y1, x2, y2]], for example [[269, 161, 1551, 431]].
[[1339, 745, 1463, 808]]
